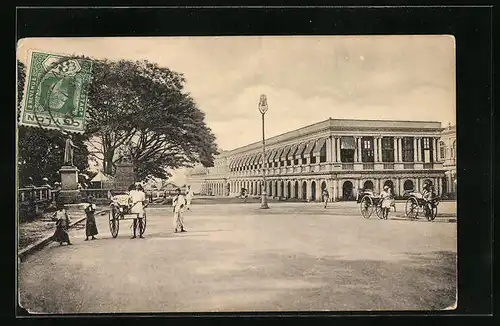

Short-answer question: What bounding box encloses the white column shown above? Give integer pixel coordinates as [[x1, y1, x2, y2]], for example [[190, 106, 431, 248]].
[[316, 180, 321, 202], [417, 138, 422, 162], [353, 137, 358, 163], [373, 137, 379, 162], [331, 137, 336, 162], [333, 179, 338, 201], [379, 138, 383, 163], [395, 178, 400, 197], [336, 137, 340, 162], [358, 137, 363, 162], [393, 137, 398, 163], [398, 137, 403, 162], [413, 138, 418, 162], [305, 180, 311, 201], [433, 138, 438, 162], [326, 137, 332, 162]]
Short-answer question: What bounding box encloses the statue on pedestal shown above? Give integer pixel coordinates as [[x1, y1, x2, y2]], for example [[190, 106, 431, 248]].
[[64, 134, 79, 166]]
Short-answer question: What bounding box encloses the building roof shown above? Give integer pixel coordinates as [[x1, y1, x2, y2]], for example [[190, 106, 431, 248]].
[[225, 118, 443, 156]]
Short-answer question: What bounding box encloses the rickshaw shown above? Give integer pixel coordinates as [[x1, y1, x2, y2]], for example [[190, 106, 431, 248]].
[[108, 192, 148, 238], [359, 188, 396, 220], [359, 191, 387, 219], [405, 190, 440, 221]]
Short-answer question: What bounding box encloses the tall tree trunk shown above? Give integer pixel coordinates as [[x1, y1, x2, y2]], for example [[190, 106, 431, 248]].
[[104, 149, 115, 175]]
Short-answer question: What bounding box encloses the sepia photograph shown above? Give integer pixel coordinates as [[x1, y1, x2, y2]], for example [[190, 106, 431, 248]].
[[16, 35, 457, 314]]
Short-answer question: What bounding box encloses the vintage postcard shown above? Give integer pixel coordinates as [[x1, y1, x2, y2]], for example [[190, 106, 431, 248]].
[[16, 36, 457, 314]]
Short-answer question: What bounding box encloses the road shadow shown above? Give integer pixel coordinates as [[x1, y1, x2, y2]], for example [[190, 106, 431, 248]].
[[149, 232, 210, 239], [175, 229, 230, 233], [387, 216, 456, 223], [184, 250, 457, 311]]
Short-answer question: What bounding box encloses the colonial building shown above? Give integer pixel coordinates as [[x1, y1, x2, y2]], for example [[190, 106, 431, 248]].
[[439, 124, 457, 197], [187, 118, 447, 202]]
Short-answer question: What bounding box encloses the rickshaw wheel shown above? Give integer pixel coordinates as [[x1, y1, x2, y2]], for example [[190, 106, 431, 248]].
[[109, 208, 120, 238], [375, 201, 384, 219], [405, 197, 419, 220], [140, 213, 147, 235], [426, 205, 438, 221], [360, 195, 373, 219]]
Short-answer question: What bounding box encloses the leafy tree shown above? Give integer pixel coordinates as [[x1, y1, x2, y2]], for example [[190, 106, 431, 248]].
[[17, 127, 90, 186], [86, 59, 218, 180], [17, 61, 89, 186]]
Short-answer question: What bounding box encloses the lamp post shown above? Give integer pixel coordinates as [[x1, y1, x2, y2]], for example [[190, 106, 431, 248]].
[[259, 94, 269, 209]]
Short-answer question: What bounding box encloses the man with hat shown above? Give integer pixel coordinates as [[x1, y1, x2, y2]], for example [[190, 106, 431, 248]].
[[41, 177, 52, 189], [25, 177, 35, 188]]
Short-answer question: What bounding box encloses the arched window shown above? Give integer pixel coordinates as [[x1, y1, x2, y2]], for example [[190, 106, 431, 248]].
[[439, 141, 446, 159]]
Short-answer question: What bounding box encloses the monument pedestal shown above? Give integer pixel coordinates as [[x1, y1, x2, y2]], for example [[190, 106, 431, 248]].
[[59, 165, 80, 204], [114, 162, 136, 192]]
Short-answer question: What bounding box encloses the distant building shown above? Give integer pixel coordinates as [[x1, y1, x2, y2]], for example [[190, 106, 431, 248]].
[[187, 118, 447, 201], [439, 124, 457, 197], [89, 171, 114, 189], [184, 165, 209, 195]]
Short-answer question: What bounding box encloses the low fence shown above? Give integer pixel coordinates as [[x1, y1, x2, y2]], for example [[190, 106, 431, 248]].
[[18, 187, 59, 220], [80, 189, 112, 204]]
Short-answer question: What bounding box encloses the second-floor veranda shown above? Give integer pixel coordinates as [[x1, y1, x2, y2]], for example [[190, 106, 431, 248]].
[[226, 134, 443, 178]]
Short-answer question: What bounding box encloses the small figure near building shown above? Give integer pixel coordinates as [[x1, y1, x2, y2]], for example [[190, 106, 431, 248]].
[[322, 188, 330, 209], [185, 185, 194, 210], [172, 188, 187, 233]]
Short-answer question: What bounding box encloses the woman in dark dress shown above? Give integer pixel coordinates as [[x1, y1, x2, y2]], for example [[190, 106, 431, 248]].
[[52, 203, 72, 245], [84, 196, 98, 241]]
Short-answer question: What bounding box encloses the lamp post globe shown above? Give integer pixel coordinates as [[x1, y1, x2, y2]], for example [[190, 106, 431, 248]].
[[259, 94, 269, 209]]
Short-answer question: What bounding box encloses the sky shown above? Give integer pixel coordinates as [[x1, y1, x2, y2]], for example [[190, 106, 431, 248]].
[[18, 36, 456, 184]]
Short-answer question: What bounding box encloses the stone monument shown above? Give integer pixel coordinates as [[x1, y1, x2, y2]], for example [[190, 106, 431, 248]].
[[58, 135, 81, 204], [114, 159, 136, 192]]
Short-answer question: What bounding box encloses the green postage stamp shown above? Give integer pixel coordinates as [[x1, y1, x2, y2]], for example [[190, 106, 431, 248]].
[[19, 51, 93, 133]]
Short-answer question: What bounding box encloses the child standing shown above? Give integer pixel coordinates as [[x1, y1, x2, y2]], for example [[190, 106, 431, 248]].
[[84, 196, 98, 241]]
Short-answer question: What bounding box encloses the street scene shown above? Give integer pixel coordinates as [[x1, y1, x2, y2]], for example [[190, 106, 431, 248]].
[[17, 36, 456, 314], [19, 200, 456, 313]]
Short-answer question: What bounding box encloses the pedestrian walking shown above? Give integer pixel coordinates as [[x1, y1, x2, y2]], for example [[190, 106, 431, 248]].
[[172, 188, 187, 233], [84, 196, 98, 241], [322, 188, 330, 208], [51, 203, 72, 245], [185, 185, 194, 210], [129, 184, 147, 239]]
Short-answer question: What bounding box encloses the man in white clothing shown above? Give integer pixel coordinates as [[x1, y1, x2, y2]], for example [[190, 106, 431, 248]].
[[185, 185, 194, 210], [172, 188, 187, 233], [129, 184, 147, 239]]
